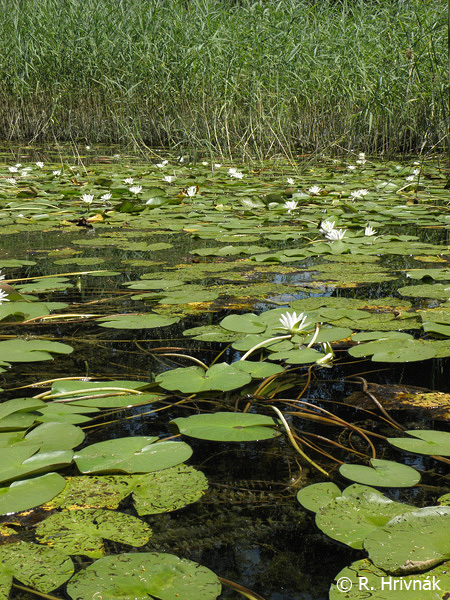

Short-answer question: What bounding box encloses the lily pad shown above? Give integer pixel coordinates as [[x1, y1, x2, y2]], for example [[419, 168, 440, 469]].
[[296, 482, 341, 512], [171, 412, 280, 442], [330, 558, 450, 599], [314, 484, 416, 549], [155, 363, 252, 393], [36, 508, 152, 558], [0, 541, 73, 598], [133, 464, 209, 515], [0, 445, 73, 483], [339, 459, 421, 487], [74, 437, 192, 474], [0, 339, 73, 363], [97, 313, 180, 328], [387, 430, 450, 456], [364, 506, 450, 574], [0, 472, 66, 515], [66, 552, 221, 600]]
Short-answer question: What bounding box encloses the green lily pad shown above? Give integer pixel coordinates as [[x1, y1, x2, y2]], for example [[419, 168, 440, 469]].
[[24, 422, 85, 451], [220, 313, 266, 334], [36, 508, 152, 558], [0, 472, 66, 515], [387, 430, 450, 456], [155, 363, 252, 393], [133, 464, 209, 515], [0, 397, 46, 421], [36, 403, 98, 424], [0, 541, 73, 597], [0, 339, 73, 362], [314, 484, 416, 549], [66, 552, 221, 600], [364, 506, 450, 574], [171, 412, 280, 442], [330, 558, 450, 599], [348, 338, 437, 362], [296, 482, 341, 513], [339, 459, 421, 487], [74, 437, 192, 474], [97, 313, 180, 328], [0, 445, 73, 483]]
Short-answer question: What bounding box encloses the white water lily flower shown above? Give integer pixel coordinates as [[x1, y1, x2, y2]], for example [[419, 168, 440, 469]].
[[347, 165, 357, 170], [35, 161, 44, 168], [185, 185, 198, 197], [356, 152, 366, 165], [0, 290, 9, 304], [124, 177, 134, 185], [286, 178, 295, 185], [81, 194, 94, 204], [278, 311, 312, 334], [406, 175, 415, 182], [8, 166, 18, 173], [214, 163, 222, 168], [413, 168, 420, 176], [163, 175, 175, 183], [6, 178, 16, 185], [364, 225, 377, 236], [202, 161, 208, 166], [52, 170, 61, 176], [319, 220, 335, 234], [325, 229, 346, 241], [156, 160, 168, 168], [101, 193, 112, 201], [316, 342, 335, 367], [350, 188, 369, 199], [284, 200, 298, 213], [308, 185, 322, 195], [228, 168, 244, 179], [86, 146, 91, 150], [129, 185, 143, 195], [0, 270, 5, 281]]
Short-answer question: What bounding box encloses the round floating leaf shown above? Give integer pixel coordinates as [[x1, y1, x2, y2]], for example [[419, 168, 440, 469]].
[[155, 363, 252, 393], [171, 412, 280, 442], [234, 361, 284, 378], [49, 475, 134, 510], [66, 552, 221, 600], [364, 506, 450, 574], [0, 472, 66, 515], [0, 397, 46, 420], [348, 338, 437, 362], [220, 313, 266, 334], [339, 459, 421, 487], [388, 430, 450, 456], [0, 445, 73, 483], [36, 508, 152, 558], [133, 464, 209, 515], [36, 403, 98, 424], [330, 558, 450, 600], [72, 392, 162, 409], [97, 313, 180, 329], [50, 379, 150, 398], [296, 482, 341, 513], [0, 339, 73, 362], [268, 347, 323, 364], [314, 484, 416, 549], [24, 422, 85, 452], [0, 541, 73, 596], [74, 437, 192, 474]]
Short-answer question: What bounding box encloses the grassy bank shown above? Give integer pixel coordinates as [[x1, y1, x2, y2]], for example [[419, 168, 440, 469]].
[[0, 0, 446, 158]]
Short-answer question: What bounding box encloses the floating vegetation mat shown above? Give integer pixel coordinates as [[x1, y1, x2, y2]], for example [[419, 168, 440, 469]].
[[1, 151, 450, 599]]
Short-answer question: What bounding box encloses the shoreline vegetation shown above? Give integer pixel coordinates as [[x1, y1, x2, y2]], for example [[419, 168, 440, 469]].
[[0, 0, 446, 159]]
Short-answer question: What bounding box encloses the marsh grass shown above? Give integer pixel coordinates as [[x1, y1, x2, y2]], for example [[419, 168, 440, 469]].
[[0, 0, 446, 158]]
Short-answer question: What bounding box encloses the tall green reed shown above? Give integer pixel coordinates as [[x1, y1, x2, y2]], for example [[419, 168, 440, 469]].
[[0, 0, 446, 158]]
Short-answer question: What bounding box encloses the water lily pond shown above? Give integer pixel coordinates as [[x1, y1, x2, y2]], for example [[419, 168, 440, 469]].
[[2, 147, 450, 599]]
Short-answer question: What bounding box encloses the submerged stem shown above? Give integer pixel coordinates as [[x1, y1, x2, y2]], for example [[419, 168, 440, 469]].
[[239, 335, 291, 361], [271, 405, 329, 477]]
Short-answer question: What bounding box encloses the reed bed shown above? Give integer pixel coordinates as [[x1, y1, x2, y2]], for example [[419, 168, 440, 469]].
[[0, 0, 446, 158]]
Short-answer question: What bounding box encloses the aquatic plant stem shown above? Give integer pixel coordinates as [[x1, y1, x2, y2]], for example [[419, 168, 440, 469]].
[[239, 335, 291, 361], [12, 583, 62, 600], [160, 353, 209, 370], [271, 405, 329, 477], [219, 577, 268, 600]]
